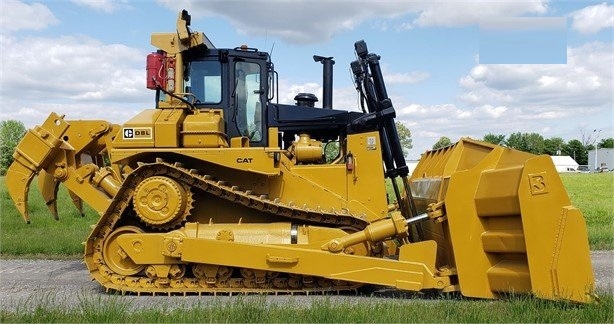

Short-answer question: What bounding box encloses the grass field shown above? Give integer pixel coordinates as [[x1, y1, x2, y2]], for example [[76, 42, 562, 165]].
[[0, 176, 97, 257], [0, 172, 612, 257], [1, 293, 612, 323], [559, 173, 614, 250]]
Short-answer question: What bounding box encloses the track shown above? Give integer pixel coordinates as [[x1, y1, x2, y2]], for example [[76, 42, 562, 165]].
[[84, 161, 367, 295], [0, 251, 612, 312]]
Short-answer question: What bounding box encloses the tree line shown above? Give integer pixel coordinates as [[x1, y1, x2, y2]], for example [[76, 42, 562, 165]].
[[432, 132, 614, 165], [0, 120, 26, 175]]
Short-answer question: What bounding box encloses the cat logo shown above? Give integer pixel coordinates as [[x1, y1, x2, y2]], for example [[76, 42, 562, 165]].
[[236, 158, 253, 163], [123, 127, 152, 140]]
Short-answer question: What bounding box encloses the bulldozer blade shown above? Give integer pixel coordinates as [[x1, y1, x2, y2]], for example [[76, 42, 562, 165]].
[[68, 190, 84, 216], [410, 138, 595, 303], [5, 158, 35, 223], [38, 170, 60, 220]]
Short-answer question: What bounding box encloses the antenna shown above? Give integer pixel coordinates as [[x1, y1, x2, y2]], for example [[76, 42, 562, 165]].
[[270, 41, 275, 58]]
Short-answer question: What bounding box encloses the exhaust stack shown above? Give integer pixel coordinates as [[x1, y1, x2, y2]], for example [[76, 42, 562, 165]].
[[313, 55, 334, 109]]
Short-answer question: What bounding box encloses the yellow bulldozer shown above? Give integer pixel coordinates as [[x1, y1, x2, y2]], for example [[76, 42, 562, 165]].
[[6, 10, 594, 302]]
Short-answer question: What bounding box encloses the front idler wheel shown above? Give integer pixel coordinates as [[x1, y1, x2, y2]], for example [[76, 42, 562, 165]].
[[102, 226, 145, 276]]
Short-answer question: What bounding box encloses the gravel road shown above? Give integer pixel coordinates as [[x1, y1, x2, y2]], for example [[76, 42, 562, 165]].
[[1, 252, 612, 312]]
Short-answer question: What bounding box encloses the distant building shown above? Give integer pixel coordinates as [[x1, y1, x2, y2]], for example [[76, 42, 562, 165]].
[[588, 148, 614, 171], [550, 156, 579, 173], [407, 160, 419, 175]]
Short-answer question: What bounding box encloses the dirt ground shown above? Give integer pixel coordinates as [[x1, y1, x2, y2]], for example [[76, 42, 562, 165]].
[[1, 252, 612, 312]]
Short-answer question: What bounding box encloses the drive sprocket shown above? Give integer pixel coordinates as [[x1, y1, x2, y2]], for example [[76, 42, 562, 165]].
[[132, 175, 192, 229]]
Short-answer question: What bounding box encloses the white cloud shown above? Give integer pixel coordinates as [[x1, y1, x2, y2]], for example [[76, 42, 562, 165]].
[[385, 71, 430, 85], [570, 2, 614, 34], [0, 101, 143, 129], [459, 42, 612, 111], [394, 102, 490, 154], [0, 0, 58, 32], [71, 0, 129, 13], [371, 20, 390, 32], [398, 103, 473, 122], [1, 35, 146, 102], [396, 22, 414, 31], [390, 40, 613, 155], [427, 41, 614, 149], [157, 0, 407, 43], [0, 35, 150, 126], [157, 0, 551, 44], [411, 1, 548, 27], [476, 105, 508, 119], [538, 75, 558, 87], [0, 1, 147, 128], [392, 101, 524, 155]]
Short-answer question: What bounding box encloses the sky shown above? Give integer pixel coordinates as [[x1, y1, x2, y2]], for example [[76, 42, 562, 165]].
[[0, 0, 612, 159]]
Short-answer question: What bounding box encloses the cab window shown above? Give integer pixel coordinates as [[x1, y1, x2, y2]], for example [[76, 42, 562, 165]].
[[187, 61, 222, 104]]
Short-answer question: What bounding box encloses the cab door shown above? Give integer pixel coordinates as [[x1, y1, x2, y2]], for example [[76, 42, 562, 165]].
[[231, 58, 267, 146]]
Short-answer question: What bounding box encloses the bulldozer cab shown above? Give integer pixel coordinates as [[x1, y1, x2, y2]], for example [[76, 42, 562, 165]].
[[182, 48, 270, 146], [148, 10, 272, 148]]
